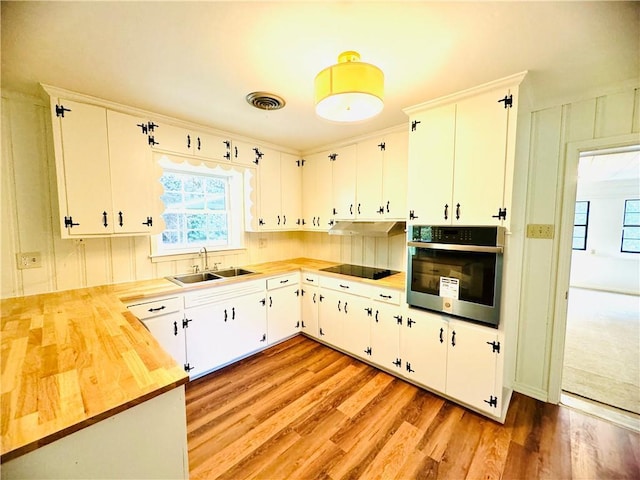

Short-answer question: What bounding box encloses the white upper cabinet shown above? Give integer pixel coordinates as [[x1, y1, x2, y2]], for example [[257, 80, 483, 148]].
[[152, 122, 232, 162], [47, 95, 156, 237], [330, 145, 357, 220], [301, 151, 333, 231], [231, 139, 260, 166], [280, 153, 303, 230], [356, 130, 408, 220], [405, 73, 525, 226]]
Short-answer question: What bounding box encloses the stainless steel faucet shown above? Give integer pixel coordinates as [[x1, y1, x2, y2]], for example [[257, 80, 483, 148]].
[[199, 247, 209, 271]]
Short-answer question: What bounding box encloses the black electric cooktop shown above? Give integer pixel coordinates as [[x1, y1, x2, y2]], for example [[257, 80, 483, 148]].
[[319, 264, 399, 280]]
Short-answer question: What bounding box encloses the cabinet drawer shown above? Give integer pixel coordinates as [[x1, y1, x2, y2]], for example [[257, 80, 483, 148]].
[[371, 287, 401, 305], [319, 275, 370, 297], [267, 272, 300, 290], [301, 272, 319, 285], [127, 296, 182, 320]]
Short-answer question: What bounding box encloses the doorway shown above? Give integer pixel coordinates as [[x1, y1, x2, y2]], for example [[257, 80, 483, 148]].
[[559, 145, 640, 426]]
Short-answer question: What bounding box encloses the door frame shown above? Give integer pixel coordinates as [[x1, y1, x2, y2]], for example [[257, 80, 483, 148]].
[[547, 133, 640, 404]]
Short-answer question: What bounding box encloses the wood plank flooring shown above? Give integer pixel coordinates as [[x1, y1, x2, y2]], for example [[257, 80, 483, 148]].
[[186, 336, 640, 479]]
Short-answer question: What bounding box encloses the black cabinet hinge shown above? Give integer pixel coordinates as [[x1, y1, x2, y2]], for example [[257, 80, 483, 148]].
[[411, 120, 421, 131], [498, 94, 513, 109], [142, 217, 153, 227], [406, 362, 415, 373], [486, 341, 501, 353], [407, 317, 415, 328], [64, 216, 79, 228], [55, 104, 71, 118], [484, 395, 498, 408], [378, 142, 385, 151], [184, 363, 194, 372], [148, 135, 159, 146], [393, 358, 402, 367], [260, 334, 267, 342], [365, 307, 373, 316], [253, 147, 263, 165], [328, 153, 338, 161], [182, 317, 192, 328], [394, 315, 403, 325], [492, 208, 507, 221], [296, 159, 305, 167], [364, 347, 372, 356], [409, 210, 419, 220]]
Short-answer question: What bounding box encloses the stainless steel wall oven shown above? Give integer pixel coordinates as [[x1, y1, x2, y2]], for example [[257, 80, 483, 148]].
[[407, 225, 505, 327]]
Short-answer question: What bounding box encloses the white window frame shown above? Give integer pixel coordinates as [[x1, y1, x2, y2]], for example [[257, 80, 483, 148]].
[[151, 154, 246, 259]]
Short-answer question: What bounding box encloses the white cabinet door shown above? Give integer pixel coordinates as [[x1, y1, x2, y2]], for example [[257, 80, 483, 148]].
[[340, 293, 371, 361], [267, 283, 301, 345], [194, 131, 232, 162], [445, 320, 500, 414], [106, 110, 154, 234], [453, 87, 510, 225], [355, 138, 384, 219], [143, 311, 186, 369], [331, 145, 357, 220], [406, 103, 456, 224], [401, 308, 448, 393], [52, 98, 112, 236], [152, 123, 192, 156], [184, 303, 226, 378], [382, 130, 408, 219], [232, 290, 268, 355], [301, 284, 319, 338], [280, 153, 302, 230], [231, 139, 259, 166], [257, 148, 282, 230], [370, 302, 402, 372], [317, 289, 343, 345], [302, 151, 332, 231]]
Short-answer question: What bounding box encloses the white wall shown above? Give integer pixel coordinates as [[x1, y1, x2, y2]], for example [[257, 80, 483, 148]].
[[0, 92, 304, 299], [570, 178, 639, 294], [513, 85, 640, 401]]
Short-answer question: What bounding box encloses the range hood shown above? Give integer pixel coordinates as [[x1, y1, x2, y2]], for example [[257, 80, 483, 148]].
[[328, 221, 406, 237]]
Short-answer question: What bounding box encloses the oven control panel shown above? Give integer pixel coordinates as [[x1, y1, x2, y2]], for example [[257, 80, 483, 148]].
[[410, 225, 504, 247]]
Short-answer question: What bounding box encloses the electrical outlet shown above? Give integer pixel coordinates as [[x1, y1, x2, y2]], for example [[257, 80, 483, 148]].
[[526, 224, 554, 239], [16, 251, 42, 269], [258, 238, 267, 249]]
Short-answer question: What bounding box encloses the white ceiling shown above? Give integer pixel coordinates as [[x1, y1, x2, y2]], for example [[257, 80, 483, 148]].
[[2, 1, 638, 153]]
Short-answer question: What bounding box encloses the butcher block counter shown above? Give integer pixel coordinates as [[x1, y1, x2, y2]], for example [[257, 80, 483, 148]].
[[0, 257, 405, 466]]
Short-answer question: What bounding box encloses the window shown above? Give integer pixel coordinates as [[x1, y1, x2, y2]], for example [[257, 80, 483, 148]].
[[621, 199, 640, 253], [572, 201, 590, 250], [153, 155, 245, 257]]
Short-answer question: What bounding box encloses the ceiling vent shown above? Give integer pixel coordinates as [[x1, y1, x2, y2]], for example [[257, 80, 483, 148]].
[[246, 92, 286, 111]]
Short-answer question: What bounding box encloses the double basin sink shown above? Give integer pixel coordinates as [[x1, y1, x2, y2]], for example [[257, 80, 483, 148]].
[[168, 268, 255, 287]]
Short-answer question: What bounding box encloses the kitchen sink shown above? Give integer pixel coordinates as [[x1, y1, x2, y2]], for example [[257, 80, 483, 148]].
[[214, 268, 255, 277], [168, 272, 222, 286]]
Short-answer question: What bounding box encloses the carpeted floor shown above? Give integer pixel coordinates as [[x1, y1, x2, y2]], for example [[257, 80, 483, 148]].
[[562, 287, 640, 415]]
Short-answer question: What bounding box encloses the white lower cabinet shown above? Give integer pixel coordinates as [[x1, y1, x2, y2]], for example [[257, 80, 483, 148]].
[[369, 298, 403, 374], [300, 272, 320, 338], [266, 273, 301, 345], [127, 296, 186, 368], [402, 308, 448, 393], [183, 280, 267, 379], [445, 319, 501, 415]]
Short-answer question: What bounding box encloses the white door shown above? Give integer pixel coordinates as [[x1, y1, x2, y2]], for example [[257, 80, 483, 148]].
[[370, 302, 401, 372], [401, 308, 448, 392], [55, 99, 112, 235], [356, 138, 383, 219], [107, 110, 154, 234], [143, 311, 186, 368], [406, 104, 456, 225], [331, 145, 357, 220], [184, 304, 226, 378], [382, 130, 409, 219], [445, 320, 500, 414], [280, 153, 302, 229], [453, 86, 510, 225]]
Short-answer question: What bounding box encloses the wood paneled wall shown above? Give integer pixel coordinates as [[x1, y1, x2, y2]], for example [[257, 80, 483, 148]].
[[513, 85, 640, 400]]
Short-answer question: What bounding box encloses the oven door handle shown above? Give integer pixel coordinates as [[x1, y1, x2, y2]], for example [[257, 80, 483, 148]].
[[407, 241, 503, 254]]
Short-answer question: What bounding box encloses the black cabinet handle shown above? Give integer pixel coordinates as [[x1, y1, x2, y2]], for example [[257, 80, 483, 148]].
[[224, 309, 228, 322], [197, 137, 201, 151], [439, 327, 444, 343], [375, 310, 379, 322], [344, 302, 348, 314], [173, 321, 178, 336], [102, 211, 108, 228], [350, 204, 353, 215], [456, 203, 461, 220], [118, 211, 123, 227], [313, 293, 317, 304], [277, 215, 281, 225], [357, 203, 361, 215], [269, 297, 273, 307], [232, 307, 235, 320], [337, 300, 341, 312], [451, 330, 456, 347], [339, 284, 350, 289], [386, 201, 390, 213], [379, 294, 392, 299], [148, 306, 166, 312], [280, 279, 289, 284], [444, 204, 448, 220], [187, 134, 191, 149]]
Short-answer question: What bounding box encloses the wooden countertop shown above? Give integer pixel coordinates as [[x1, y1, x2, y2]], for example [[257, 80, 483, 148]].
[[0, 257, 404, 462]]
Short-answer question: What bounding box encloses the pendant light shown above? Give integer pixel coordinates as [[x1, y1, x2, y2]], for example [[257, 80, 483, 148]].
[[314, 51, 384, 123]]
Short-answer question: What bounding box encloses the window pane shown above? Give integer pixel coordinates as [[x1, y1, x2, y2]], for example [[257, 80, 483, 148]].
[[574, 213, 588, 225], [624, 212, 640, 226], [160, 173, 182, 192], [184, 176, 204, 193], [575, 202, 589, 214], [572, 237, 586, 250]]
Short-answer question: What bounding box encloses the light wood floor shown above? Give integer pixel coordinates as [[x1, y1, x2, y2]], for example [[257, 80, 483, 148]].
[[186, 336, 640, 480]]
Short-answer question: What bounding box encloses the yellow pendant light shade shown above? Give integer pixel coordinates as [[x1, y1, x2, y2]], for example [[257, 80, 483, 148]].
[[315, 51, 384, 123]]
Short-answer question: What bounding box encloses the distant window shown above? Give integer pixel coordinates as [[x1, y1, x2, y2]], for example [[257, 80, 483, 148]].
[[621, 199, 640, 253], [572, 201, 590, 250]]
